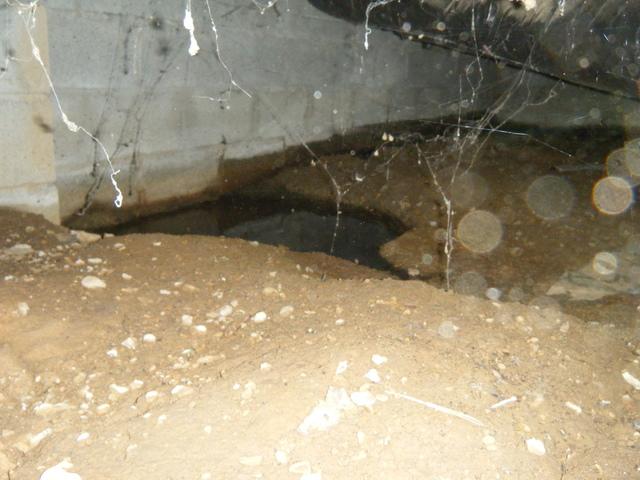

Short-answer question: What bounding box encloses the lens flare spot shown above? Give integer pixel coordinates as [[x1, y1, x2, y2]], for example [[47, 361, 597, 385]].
[[457, 210, 503, 254], [526, 175, 575, 220], [592, 176, 634, 215]]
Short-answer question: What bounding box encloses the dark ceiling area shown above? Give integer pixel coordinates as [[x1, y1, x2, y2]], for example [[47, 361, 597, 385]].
[[309, 0, 640, 101]]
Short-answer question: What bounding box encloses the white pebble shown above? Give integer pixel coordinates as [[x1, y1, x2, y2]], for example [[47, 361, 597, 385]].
[[335, 318, 345, 326], [350, 391, 376, 408], [142, 333, 157, 343], [121, 337, 137, 350], [622, 371, 640, 390], [145, 390, 159, 402], [279, 305, 294, 317], [39, 460, 82, 480], [171, 384, 193, 397], [365, 369, 381, 384], [109, 384, 129, 395], [260, 362, 272, 372], [121, 273, 132, 280], [371, 354, 388, 366], [252, 311, 268, 323], [76, 432, 90, 442], [87, 257, 102, 265], [219, 305, 233, 317], [29, 428, 52, 447], [106, 348, 118, 358], [526, 437, 546, 456], [130, 379, 144, 390], [181, 314, 193, 326], [275, 449, 289, 464], [194, 325, 207, 334], [565, 401, 582, 414], [17, 302, 29, 316], [81, 276, 106, 289], [335, 360, 349, 375]]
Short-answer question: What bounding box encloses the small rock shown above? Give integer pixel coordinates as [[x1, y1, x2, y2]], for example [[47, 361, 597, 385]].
[[274, 450, 288, 465], [142, 333, 156, 343], [526, 437, 546, 456], [171, 385, 193, 397], [81, 276, 106, 289], [71, 230, 101, 244], [76, 432, 90, 442], [239, 455, 263, 466], [252, 311, 268, 323], [110, 384, 129, 395], [122, 273, 132, 280], [335, 360, 349, 375], [34, 402, 70, 417], [365, 369, 381, 384], [565, 401, 582, 414], [241, 381, 256, 400], [130, 379, 144, 390], [17, 302, 29, 316], [6, 244, 33, 256], [350, 391, 376, 408], [279, 305, 294, 317], [260, 362, 272, 372], [335, 318, 345, 326], [121, 337, 137, 350], [622, 371, 640, 390], [145, 391, 159, 402], [219, 305, 233, 317], [371, 354, 388, 365], [181, 314, 193, 326], [39, 460, 82, 480], [482, 434, 497, 451], [87, 257, 102, 265], [29, 428, 52, 447], [194, 325, 207, 334], [106, 348, 118, 358]]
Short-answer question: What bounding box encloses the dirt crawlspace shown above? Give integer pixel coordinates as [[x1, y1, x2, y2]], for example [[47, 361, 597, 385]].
[[0, 209, 638, 480]]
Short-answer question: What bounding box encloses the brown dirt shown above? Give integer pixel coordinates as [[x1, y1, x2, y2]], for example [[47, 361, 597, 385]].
[[0, 208, 639, 480]]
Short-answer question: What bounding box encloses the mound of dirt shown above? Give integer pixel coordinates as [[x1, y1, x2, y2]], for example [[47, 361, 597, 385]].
[[0, 209, 638, 479]]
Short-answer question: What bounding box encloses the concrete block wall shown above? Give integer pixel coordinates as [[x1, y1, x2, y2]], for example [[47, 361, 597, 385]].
[[1, 1, 498, 224], [8, 1, 634, 226]]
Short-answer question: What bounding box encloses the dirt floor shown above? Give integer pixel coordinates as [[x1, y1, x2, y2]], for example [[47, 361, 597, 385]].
[[0, 205, 639, 480]]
